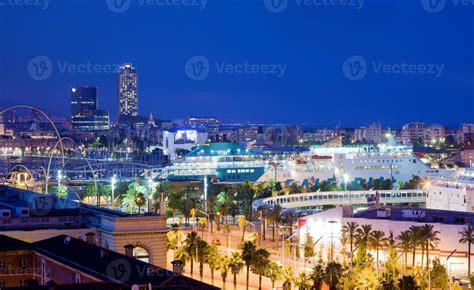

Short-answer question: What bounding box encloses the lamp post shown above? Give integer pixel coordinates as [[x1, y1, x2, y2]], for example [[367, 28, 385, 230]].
[[147, 177, 154, 213], [57, 170, 63, 186], [111, 174, 117, 209]]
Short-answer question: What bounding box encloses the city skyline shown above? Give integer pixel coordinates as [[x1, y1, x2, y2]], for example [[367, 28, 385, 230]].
[[0, 0, 472, 126]]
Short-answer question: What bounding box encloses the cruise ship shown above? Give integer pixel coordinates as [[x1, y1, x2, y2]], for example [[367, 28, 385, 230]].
[[155, 143, 267, 182], [156, 138, 447, 185]]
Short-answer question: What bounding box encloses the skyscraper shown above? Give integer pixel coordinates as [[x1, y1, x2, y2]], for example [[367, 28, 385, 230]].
[[70, 86, 109, 131], [118, 63, 138, 117]]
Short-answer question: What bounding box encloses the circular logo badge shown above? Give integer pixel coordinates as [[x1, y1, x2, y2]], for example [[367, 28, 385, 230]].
[[106, 0, 132, 13], [264, 0, 289, 13], [106, 258, 132, 283], [27, 56, 52, 81], [421, 0, 446, 13], [28, 195, 54, 217], [185, 56, 210, 81], [342, 55, 367, 81]]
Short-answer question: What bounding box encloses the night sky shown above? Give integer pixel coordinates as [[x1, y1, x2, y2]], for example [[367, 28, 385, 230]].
[[0, 0, 472, 127]]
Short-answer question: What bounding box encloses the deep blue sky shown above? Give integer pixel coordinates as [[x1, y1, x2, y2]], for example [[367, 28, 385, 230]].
[[0, 0, 472, 127]]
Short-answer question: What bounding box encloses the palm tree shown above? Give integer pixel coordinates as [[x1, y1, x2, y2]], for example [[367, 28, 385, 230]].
[[398, 275, 419, 289], [205, 244, 220, 283], [228, 251, 244, 288], [324, 262, 343, 290], [266, 261, 283, 289], [217, 254, 231, 290], [198, 217, 207, 239], [121, 190, 136, 213], [251, 248, 271, 290], [310, 264, 324, 290], [239, 215, 248, 244], [295, 272, 311, 290], [134, 192, 146, 213], [369, 230, 388, 276], [356, 224, 373, 249], [420, 224, 440, 270], [397, 230, 412, 273], [241, 241, 256, 290], [342, 221, 359, 266], [268, 205, 283, 248], [282, 266, 294, 290], [184, 231, 200, 275], [408, 226, 421, 267], [197, 239, 209, 280], [459, 225, 474, 277]]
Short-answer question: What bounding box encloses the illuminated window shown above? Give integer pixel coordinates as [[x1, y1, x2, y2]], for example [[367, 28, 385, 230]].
[[133, 247, 150, 263]]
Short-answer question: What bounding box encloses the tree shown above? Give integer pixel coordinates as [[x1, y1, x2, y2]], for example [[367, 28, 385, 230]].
[[121, 190, 137, 213], [197, 239, 209, 280], [369, 230, 388, 276], [56, 184, 68, 198], [398, 275, 419, 290], [295, 272, 311, 290], [238, 180, 256, 220], [430, 257, 448, 289], [198, 217, 207, 239], [184, 231, 199, 275], [204, 244, 219, 283], [265, 261, 283, 289], [228, 251, 244, 288], [324, 262, 343, 290], [355, 224, 372, 265], [241, 241, 256, 290], [459, 225, 474, 276], [408, 226, 421, 267], [303, 233, 315, 263], [355, 266, 378, 290], [397, 230, 413, 273], [251, 248, 271, 290], [342, 221, 359, 266], [238, 215, 248, 244], [420, 224, 440, 270], [267, 205, 283, 248], [134, 192, 146, 213], [282, 266, 294, 290], [310, 264, 324, 290], [217, 254, 231, 289]]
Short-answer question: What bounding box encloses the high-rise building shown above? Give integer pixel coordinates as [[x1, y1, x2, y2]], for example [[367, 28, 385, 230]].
[[70, 86, 109, 131], [70, 86, 98, 116], [118, 63, 138, 117]]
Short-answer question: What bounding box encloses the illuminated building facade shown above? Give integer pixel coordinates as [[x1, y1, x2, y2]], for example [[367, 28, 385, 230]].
[[118, 64, 138, 117], [70, 86, 110, 131]]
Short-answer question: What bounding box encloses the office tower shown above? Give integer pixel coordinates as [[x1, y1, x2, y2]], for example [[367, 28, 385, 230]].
[[70, 86, 109, 131], [118, 63, 138, 117]]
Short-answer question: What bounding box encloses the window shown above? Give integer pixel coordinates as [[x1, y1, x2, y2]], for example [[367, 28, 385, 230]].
[[133, 247, 150, 263], [0, 261, 4, 269], [19, 259, 27, 269], [0, 281, 5, 289], [20, 280, 27, 287]]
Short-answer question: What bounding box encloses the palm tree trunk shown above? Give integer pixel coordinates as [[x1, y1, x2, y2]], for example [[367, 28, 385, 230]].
[[200, 262, 203, 279], [426, 241, 429, 270], [469, 243, 472, 277], [259, 274, 262, 290], [190, 259, 194, 275], [376, 249, 380, 276], [211, 269, 215, 283], [275, 225, 279, 249], [233, 273, 237, 287], [405, 251, 408, 273], [412, 247, 416, 269], [223, 278, 226, 290], [246, 266, 250, 290]]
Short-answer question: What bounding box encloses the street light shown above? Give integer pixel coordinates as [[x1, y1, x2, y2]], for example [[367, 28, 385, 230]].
[[111, 174, 117, 209], [57, 169, 63, 186]]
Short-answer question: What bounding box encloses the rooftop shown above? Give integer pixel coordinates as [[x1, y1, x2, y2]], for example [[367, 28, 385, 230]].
[[353, 206, 474, 225]]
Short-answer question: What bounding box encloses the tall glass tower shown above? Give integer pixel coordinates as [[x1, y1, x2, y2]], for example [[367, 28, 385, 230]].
[[118, 64, 138, 117]]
